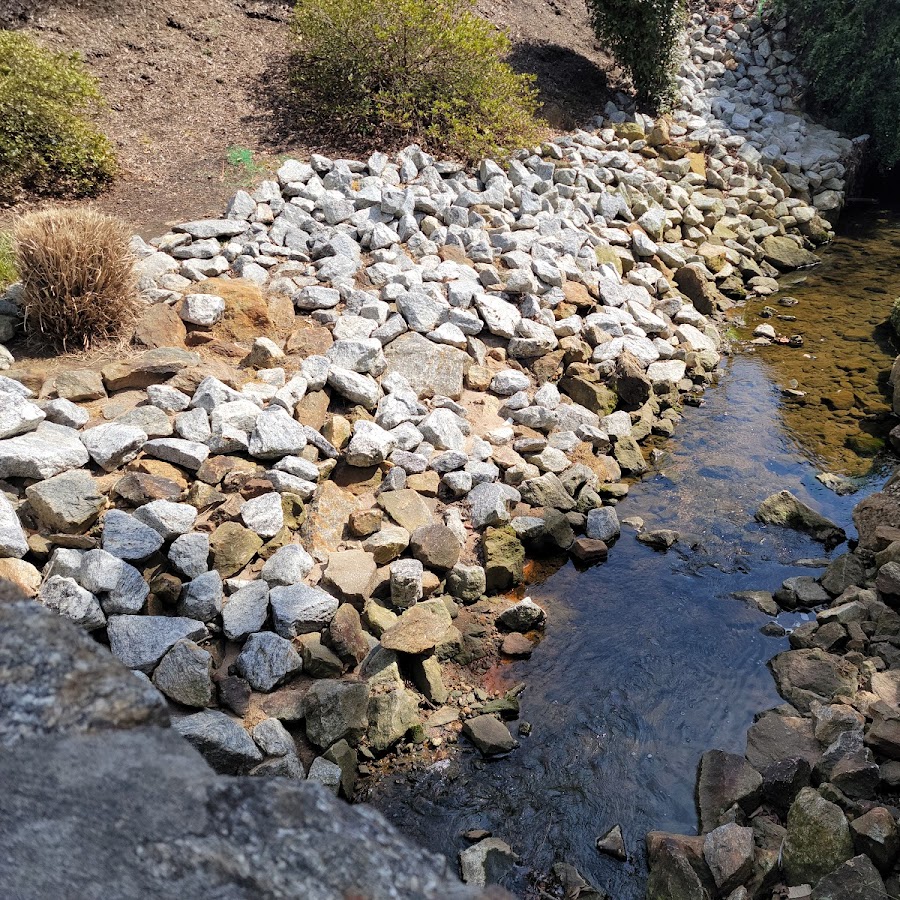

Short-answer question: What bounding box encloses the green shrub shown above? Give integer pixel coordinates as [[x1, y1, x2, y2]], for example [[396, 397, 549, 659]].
[[0, 232, 15, 289], [289, 0, 543, 159], [0, 30, 116, 202], [779, 0, 900, 171], [585, 0, 686, 107]]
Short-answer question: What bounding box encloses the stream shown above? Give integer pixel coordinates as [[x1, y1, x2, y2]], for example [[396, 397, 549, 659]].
[[369, 201, 900, 898]]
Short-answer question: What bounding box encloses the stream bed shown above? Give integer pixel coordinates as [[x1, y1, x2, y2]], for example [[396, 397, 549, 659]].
[[369, 202, 900, 898]]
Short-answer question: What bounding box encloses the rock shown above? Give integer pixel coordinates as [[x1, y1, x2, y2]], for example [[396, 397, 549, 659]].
[[133, 303, 187, 349], [143, 437, 210, 471], [410, 654, 447, 703], [102, 347, 200, 391], [697, 750, 762, 832], [0, 558, 41, 596], [43, 398, 90, 429], [178, 570, 223, 622], [251, 717, 296, 758], [346, 420, 396, 467], [761, 235, 819, 270], [38, 575, 105, 631], [326, 367, 379, 409], [459, 837, 518, 886], [746, 709, 822, 770], [133, 499, 197, 540], [81, 423, 148, 472], [703, 824, 754, 894], [496, 598, 545, 632], [848, 807, 899, 872], [152, 639, 214, 707], [783, 787, 854, 886], [409, 524, 460, 571], [269, 584, 339, 637], [299, 633, 344, 678], [261, 543, 314, 586], [364, 525, 410, 565], [367, 683, 420, 753], [173, 710, 262, 774], [383, 332, 469, 399], [249, 408, 308, 459], [390, 558, 424, 609], [322, 549, 377, 605], [0, 390, 44, 439], [756, 491, 846, 548], [810, 855, 886, 900], [168, 532, 210, 579], [209, 521, 263, 577], [0, 422, 90, 479], [306, 756, 341, 792], [101, 509, 165, 561], [240, 492, 284, 539], [304, 679, 370, 747], [326, 604, 369, 666], [462, 715, 517, 756], [646, 839, 712, 900], [596, 824, 627, 860], [586, 506, 620, 543], [79, 549, 149, 615], [236, 631, 303, 692], [25, 470, 105, 533], [0, 493, 27, 558], [762, 756, 813, 816], [518, 473, 575, 511], [221, 580, 269, 640], [378, 488, 434, 532], [106, 614, 209, 673], [482, 526, 525, 592], [380, 599, 452, 654], [447, 563, 486, 602], [769, 649, 859, 714], [821, 553, 866, 597]]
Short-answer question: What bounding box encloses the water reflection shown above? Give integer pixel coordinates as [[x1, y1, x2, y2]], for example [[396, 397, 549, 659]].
[[369, 209, 900, 898]]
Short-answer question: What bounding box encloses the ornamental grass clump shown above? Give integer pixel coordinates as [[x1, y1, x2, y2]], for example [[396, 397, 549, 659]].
[[290, 0, 543, 159], [14, 208, 138, 351], [0, 30, 116, 202]]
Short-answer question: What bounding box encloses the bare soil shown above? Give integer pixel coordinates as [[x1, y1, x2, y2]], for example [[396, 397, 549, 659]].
[[2, 0, 622, 237]]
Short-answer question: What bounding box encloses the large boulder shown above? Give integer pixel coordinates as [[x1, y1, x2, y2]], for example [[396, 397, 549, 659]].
[[756, 491, 845, 548], [382, 332, 470, 400], [769, 649, 859, 713], [696, 750, 762, 833], [783, 787, 854, 887]]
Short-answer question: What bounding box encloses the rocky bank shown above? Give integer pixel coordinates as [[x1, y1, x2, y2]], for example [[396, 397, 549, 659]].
[[0, 1, 871, 894]]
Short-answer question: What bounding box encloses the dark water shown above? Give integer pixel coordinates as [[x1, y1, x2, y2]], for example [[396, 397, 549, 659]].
[[369, 204, 900, 898]]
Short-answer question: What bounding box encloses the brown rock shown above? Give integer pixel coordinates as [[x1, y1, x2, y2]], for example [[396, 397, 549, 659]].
[[133, 304, 187, 349], [209, 521, 263, 578], [614, 350, 652, 410], [378, 489, 435, 532], [325, 603, 370, 666], [187, 278, 272, 343], [321, 550, 377, 606], [409, 524, 461, 571], [380, 600, 452, 654], [349, 508, 383, 538], [303, 481, 357, 555], [0, 558, 42, 597], [465, 365, 492, 391], [406, 471, 440, 497], [558, 375, 617, 416], [54, 369, 107, 402], [570, 537, 608, 563], [102, 347, 200, 391], [674, 266, 724, 316], [285, 319, 334, 357], [501, 632, 534, 657], [294, 390, 330, 430], [113, 472, 183, 505]]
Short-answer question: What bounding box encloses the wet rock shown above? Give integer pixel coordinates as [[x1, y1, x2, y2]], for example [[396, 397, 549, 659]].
[[646, 839, 712, 900], [703, 823, 754, 895], [596, 824, 627, 860], [637, 529, 679, 550], [570, 537, 609, 563], [776, 576, 831, 610], [235, 631, 302, 692], [810, 854, 886, 900], [152, 639, 215, 707], [756, 491, 846, 548], [462, 714, 517, 756], [816, 731, 879, 799], [821, 553, 867, 597], [173, 710, 263, 774], [783, 787, 854, 887], [458, 837, 518, 886], [761, 756, 813, 817], [697, 750, 762, 832]]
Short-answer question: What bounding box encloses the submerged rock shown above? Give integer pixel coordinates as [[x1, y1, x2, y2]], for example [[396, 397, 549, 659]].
[[756, 490, 846, 548]]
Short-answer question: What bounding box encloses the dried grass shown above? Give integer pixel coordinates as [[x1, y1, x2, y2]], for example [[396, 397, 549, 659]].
[[14, 207, 139, 351]]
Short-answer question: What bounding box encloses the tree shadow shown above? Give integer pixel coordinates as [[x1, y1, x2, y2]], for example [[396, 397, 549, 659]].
[[506, 41, 621, 131]]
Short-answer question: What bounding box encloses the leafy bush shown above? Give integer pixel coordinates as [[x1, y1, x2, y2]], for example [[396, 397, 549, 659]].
[[779, 0, 900, 171], [585, 0, 686, 107], [289, 0, 543, 159], [0, 232, 15, 289], [15, 208, 138, 350], [0, 30, 116, 202]]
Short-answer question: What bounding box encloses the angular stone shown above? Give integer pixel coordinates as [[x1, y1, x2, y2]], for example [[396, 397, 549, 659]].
[[367, 683, 420, 753], [390, 558, 423, 609], [783, 787, 854, 887], [810, 855, 886, 900], [221, 580, 269, 641], [78, 548, 149, 615], [703, 824, 754, 894], [380, 599, 452, 654], [304, 679, 370, 748], [26, 469, 105, 533], [38, 575, 105, 631], [209, 522, 263, 578], [321, 549, 377, 605], [462, 714, 516, 756], [769, 649, 859, 714], [240, 492, 284, 539], [152, 639, 214, 707], [756, 491, 846, 548], [167, 532, 210, 579], [482, 526, 525, 592], [746, 709, 821, 770], [106, 615, 208, 673], [761, 235, 819, 270], [270, 584, 339, 637], [261, 543, 314, 586], [236, 631, 303, 692], [173, 710, 262, 774], [0, 390, 44, 439], [0, 422, 90, 480], [383, 332, 469, 400], [133, 499, 197, 540], [697, 750, 762, 833], [0, 558, 41, 597], [101, 509, 165, 561], [143, 437, 210, 471], [468, 482, 515, 529], [378, 489, 434, 532], [102, 348, 200, 391], [409, 524, 460, 571], [249, 408, 308, 459], [326, 604, 370, 666], [446, 563, 486, 603], [459, 838, 518, 887], [0, 493, 27, 559]]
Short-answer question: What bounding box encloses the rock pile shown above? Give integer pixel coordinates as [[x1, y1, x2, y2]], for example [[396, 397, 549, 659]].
[[0, 0, 860, 827]]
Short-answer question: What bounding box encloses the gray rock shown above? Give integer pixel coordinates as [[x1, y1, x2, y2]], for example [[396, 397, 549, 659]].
[[43, 397, 90, 429], [178, 570, 223, 622], [307, 756, 341, 793], [496, 598, 545, 632], [252, 717, 297, 758], [106, 614, 209, 673], [241, 492, 284, 539], [446, 563, 486, 602], [25, 469, 105, 533], [0, 390, 44, 438], [383, 332, 469, 400], [173, 710, 262, 774], [134, 500, 197, 540], [236, 631, 303, 692], [249, 408, 308, 459], [261, 544, 314, 586], [174, 407, 211, 442], [327, 366, 380, 409], [81, 423, 147, 472], [38, 575, 105, 630], [0, 422, 90, 479], [222, 580, 269, 641], [468, 482, 514, 529], [168, 532, 210, 579], [783, 786, 854, 886], [180, 293, 225, 326], [459, 837, 518, 887], [305, 679, 370, 748], [419, 408, 465, 450], [102, 509, 165, 561], [390, 558, 424, 609], [78, 549, 149, 615], [152, 639, 215, 707], [462, 714, 517, 756], [270, 584, 339, 637], [490, 369, 531, 396], [143, 438, 210, 471], [586, 507, 620, 543], [116, 405, 174, 439], [0, 493, 27, 558]]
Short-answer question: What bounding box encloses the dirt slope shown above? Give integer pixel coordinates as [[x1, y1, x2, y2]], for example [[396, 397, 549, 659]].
[[3, 0, 620, 236]]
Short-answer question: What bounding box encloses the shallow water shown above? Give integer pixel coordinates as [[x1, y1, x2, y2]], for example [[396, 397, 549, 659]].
[[369, 204, 900, 898]]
